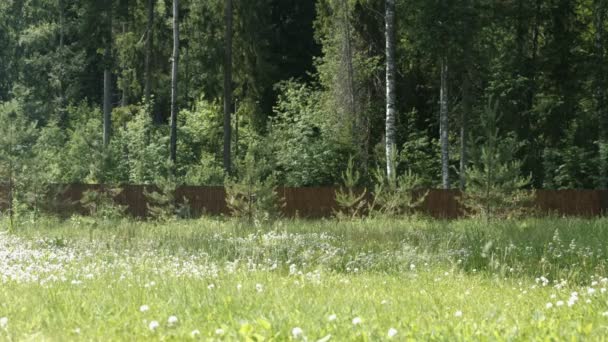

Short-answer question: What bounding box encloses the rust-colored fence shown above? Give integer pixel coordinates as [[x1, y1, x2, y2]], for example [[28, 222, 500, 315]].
[[1, 184, 607, 219]]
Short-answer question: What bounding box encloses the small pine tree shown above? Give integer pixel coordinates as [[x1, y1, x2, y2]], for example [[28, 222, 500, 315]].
[[0, 101, 37, 230], [369, 149, 427, 218], [144, 160, 181, 221], [461, 98, 534, 220], [80, 186, 127, 221], [334, 156, 367, 220], [225, 144, 283, 224]]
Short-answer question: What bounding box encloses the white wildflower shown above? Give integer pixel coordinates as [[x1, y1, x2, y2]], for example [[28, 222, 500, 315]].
[[546, 302, 553, 309], [139, 305, 150, 313], [328, 314, 337, 322], [352, 317, 362, 325], [388, 328, 398, 338], [0, 317, 7, 329], [556, 300, 564, 307], [191, 329, 200, 338], [148, 320, 160, 331], [454, 310, 463, 317], [292, 327, 303, 338], [215, 328, 225, 336], [167, 315, 178, 326]]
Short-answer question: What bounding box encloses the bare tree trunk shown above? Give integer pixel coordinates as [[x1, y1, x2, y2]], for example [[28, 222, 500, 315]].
[[596, 0, 608, 188], [223, 0, 233, 174], [385, 0, 397, 179], [144, 0, 154, 106], [340, 0, 356, 121], [103, 0, 112, 147], [121, 22, 128, 107], [58, 0, 67, 127], [169, 0, 179, 164], [460, 68, 470, 190], [440, 56, 450, 189]]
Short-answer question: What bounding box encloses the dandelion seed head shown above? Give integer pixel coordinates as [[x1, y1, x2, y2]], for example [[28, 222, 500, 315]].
[[167, 315, 178, 326], [292, 327, 303, 338], [148, 320, 160, 331]]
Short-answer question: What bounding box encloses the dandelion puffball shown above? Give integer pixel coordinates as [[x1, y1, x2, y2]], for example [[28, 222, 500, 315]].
[[292, 327, 304, 338], [148, 320, 160, 331], [167, 315, 178, 326]]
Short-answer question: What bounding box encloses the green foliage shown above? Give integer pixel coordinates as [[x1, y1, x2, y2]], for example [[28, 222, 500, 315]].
[[144, 160, 189, 221], [80, 186, 127, 221], [0, 100, 38, 229], [399, 127, 441, 187], [226, 144, 283, 224], [461, 99, 534, 220], [268, 81, 350, 186], [369, 150, 427, 218], [120, 104, 169, 184], [334, 156, 367, 220]]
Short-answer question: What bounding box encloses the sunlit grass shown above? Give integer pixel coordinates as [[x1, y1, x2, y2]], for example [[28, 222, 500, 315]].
[[1, 216, 608, 340]]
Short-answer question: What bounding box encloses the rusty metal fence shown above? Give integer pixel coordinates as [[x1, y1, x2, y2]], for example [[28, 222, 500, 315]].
[[1, 184, 607, 219]]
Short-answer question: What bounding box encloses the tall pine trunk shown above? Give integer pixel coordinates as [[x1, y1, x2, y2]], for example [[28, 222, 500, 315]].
[[385, 0, 396, 179], [440, 56, 450, 189], [460, 68, 471, 190], [58, 0, 66, 127], [223, 0, 233, 174], [103, 0, 112, 147], [596, 0, 608, 188], [169, 0, 179, 164], [121, 22, 128, 107], [144, 0, 162, 124]]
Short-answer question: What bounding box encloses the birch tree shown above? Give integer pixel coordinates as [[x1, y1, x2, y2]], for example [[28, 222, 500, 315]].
[[440, 56, 449, 189], [595, 0, 607, 188], [385, 0, 397, 179]]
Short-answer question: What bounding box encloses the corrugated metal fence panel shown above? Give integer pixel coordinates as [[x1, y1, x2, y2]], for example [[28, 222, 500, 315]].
[[279, 187, 338, 218], [2, 185, 608, 218], [419, 189, 460, 219], [535, 190, 603, 217]]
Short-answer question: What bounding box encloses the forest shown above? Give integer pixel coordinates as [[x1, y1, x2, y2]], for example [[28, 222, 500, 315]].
[[1, 0, 607, 191]]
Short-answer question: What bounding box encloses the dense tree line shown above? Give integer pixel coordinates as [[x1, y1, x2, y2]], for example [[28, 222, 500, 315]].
[[0, 0, 607, 190]]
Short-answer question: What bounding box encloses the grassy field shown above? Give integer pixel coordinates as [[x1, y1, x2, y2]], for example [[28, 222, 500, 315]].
[[1, 216, 608, 340]]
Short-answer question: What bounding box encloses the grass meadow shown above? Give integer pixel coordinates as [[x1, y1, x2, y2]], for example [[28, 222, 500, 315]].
[[1, 216, 608, 340]]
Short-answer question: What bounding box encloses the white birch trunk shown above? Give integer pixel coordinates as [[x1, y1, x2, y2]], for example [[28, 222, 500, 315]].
[[385, 0, 397, 179], [440, 56, 450, 189]]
